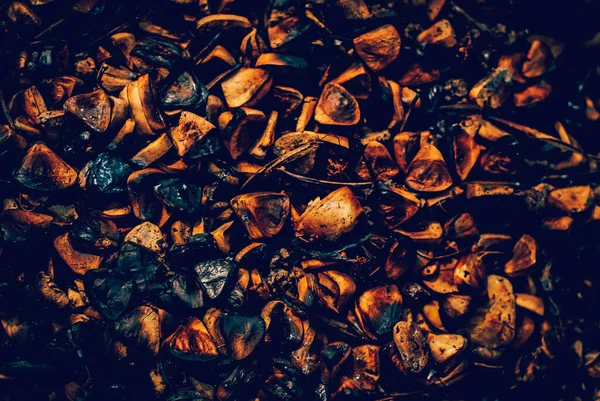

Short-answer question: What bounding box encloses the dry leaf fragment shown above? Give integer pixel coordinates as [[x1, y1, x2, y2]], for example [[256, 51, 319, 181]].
[[353, 25, 401, 72], [14, 143, 77, 191], [294, 186, 363, 242], [393, 321, 429, 373], [230, 192, 290, 240], [417, 19, 456, 48], [221, 67, 273, 109], [504, 234, 537, 277], [406, 144, 453, 192], [522, 40, 554, 78], [165, 317, 219, 361], [169, 111, 218, 159], [548, 186, 594, 214], [515, 293, 544, 316], [315, 83, 361, 126]]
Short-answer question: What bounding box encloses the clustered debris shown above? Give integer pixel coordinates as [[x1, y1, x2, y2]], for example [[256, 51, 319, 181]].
[[0, 0, 599, 401]]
